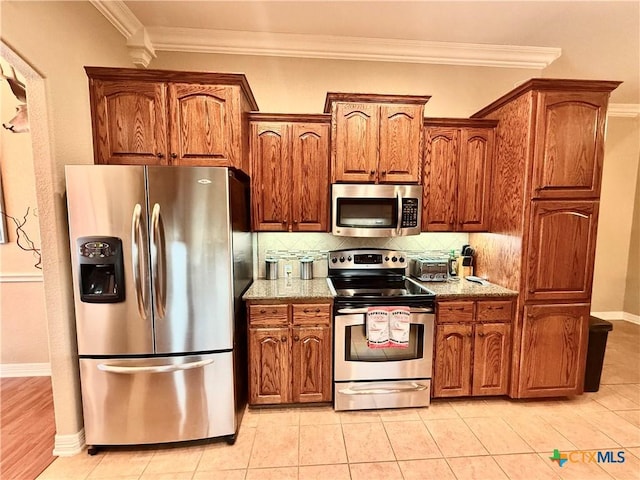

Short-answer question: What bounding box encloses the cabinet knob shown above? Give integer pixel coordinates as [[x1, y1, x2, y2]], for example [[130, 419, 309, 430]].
[[281, 335, 287, 342], [293, 335, 299, 341], [467, 333, 473, 337], [271, 309, 277, 314], [478, 332, 485, 337], [315, 308, 320, 313], [170, 153, 177, 159], [282, 219, 287, 225], [156, 152, 165, 158], [369, 170, 375, 176], [260, 309, 266, 314], [381, 170, 387, 176]]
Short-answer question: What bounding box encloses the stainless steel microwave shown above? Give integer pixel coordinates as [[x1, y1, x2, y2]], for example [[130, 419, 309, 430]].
[[332, 184, 422, 237]]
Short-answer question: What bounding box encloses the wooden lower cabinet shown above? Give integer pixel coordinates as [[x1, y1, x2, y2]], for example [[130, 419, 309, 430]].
[[433, 299, 513, 398], [248, 302, 332, 405], [515, 303, 589, 398]]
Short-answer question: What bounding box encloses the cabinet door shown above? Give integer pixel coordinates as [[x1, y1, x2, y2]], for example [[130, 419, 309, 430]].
[[433, 324, 473, 397], [168, 84, 239, 167], [91, 80, 168, 165], [291, 326, 332, 403], [249, 327, 290, 405], [472, 323, 511, 396], [378, 104, 422, 183], [291, 123, 330, 231], [525, 200, 599, 302], [517, 304, 589, 398], [532, 91, 609, 199], [332, 103, 379, 182], [250, 122, 291, 231], [422, 128, 458, 231], [457, 128, 493, 231]]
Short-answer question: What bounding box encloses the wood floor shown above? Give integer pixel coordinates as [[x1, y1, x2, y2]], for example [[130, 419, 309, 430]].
[[1, 376, 56, 480]]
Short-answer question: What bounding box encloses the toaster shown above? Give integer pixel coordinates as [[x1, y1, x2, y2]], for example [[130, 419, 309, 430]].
[[410, 257, 449, 282]]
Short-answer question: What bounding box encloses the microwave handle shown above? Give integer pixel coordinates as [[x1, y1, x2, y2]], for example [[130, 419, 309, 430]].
[[396, 191, 403, 235]]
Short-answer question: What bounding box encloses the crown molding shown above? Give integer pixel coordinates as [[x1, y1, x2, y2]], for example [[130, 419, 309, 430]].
[[91, 1, 561, 69], [148, 27, 561, 69], [90, 0, 142, 38], [608, 103, 640, 118]]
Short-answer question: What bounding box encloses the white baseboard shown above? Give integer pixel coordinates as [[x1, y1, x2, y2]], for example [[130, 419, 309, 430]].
[[53, 429, 85, 457], [590, 311, 640, 325], [0, 362, 51, 377]]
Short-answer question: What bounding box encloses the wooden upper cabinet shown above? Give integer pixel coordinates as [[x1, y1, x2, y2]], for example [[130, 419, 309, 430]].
[[250, 122, 291, 231], [86, 67, 258, 172], [422, 127, 458, 231], [168, 84, 238, 167], [291, 123, 330, 231], [517, 303, 589, 398], [525, 200, 599, 302], [532, 91, 609, 199], [423, 120, 496, 232], [326, 93, 430, 184], [91, 80, 168, 165], [378, 104, 423, 182], [332, 103, 379, 182], [250, 114, 330, 232]]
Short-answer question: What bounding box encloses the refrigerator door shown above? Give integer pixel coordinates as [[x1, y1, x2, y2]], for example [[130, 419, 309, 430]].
[[66, 165, 154, 355], [79, 352, 236, 445], [147, 166, 234, 353]]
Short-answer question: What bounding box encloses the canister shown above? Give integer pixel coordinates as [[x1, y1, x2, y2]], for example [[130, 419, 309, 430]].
[[265, 258, 278, 280], [300, 257, 314, 280]]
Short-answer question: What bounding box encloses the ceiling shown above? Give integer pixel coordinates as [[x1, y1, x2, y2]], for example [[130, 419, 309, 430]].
[[98, 1, 639, 105]]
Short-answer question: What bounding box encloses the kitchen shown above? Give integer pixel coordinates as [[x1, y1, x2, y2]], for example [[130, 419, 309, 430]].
[[1, 2, 639, 480]]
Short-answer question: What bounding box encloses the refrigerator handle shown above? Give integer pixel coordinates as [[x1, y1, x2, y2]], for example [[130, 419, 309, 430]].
[[97, 358, 214, 374], [131, 203, 148, 320], [151, 203, 167, 319]]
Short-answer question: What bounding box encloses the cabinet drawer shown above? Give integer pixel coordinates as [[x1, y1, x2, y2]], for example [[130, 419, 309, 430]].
[[292, 304, 331, 326], [249, 304, 289, 326], [437, 301, 475, 323], [477, 301, 513, 322]]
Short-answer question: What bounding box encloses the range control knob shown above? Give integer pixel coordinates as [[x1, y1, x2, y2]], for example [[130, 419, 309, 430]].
[[339, 256, 345, 263], [347, 256, 352, 261], [331, 257, 338, 264], [385, 256, 390, 261], [391, 256, 398, 262], [399, 257, 405, 263]]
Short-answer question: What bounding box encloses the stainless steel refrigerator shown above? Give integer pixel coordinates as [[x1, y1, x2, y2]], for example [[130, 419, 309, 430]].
[[65, 165, 252, 450]]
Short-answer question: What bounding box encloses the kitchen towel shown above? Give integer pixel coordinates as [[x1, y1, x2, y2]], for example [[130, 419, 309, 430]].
[[389, 306, 411, 348], [366, 307, 390, 348]]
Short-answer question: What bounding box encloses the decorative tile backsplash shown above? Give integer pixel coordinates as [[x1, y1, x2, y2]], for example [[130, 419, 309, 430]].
[[254, 232, 469, 278]]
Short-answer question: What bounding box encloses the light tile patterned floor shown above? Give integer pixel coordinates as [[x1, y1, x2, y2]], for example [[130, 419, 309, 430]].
[[38, 320, 640, 479]]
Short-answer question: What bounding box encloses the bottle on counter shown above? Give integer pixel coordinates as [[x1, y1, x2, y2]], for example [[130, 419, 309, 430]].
[[449, 249, 458, 277]]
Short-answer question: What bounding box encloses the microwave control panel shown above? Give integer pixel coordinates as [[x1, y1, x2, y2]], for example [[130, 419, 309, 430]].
[[400, 198, 419, 228]]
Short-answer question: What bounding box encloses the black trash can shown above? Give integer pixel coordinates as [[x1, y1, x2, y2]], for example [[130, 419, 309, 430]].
[[584, 316, 613, 392]]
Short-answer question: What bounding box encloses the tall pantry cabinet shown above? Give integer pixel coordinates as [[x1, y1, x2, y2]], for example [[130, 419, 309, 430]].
[[470, 79, 621, 398]]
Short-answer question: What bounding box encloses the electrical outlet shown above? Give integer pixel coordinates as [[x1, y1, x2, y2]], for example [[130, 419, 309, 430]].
[[284, 263, 293, 278]]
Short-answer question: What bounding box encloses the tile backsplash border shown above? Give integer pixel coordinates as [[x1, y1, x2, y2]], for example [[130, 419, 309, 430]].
[[254, 232, 469, 279]]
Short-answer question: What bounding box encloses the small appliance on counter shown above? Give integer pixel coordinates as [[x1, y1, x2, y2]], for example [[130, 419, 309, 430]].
[[410, 255, 449, 282]]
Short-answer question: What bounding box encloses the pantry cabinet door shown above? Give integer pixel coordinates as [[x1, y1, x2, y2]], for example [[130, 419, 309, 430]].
[[291, 123, 330, 232], [531, 91, 609, 199], [517, 304, 589, 398]]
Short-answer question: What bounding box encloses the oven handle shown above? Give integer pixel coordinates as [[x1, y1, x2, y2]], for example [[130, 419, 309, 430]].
[[337, 307, 434, 315], [338, 382, 429, 395]]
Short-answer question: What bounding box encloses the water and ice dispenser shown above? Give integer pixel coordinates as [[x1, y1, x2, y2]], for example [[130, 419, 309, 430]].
[[77, 236, 125, 303]]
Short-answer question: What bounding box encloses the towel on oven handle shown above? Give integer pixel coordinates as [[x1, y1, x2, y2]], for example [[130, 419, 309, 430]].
[[389, 306, 411, 348], [366, 307, 390, 348]]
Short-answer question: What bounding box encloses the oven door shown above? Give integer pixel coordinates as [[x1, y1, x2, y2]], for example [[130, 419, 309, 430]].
[[334, 307, 434, 382]]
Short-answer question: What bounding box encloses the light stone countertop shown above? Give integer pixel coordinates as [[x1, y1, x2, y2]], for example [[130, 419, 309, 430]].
[[243, 278, 334, 301], [242, 276, 516, 301]]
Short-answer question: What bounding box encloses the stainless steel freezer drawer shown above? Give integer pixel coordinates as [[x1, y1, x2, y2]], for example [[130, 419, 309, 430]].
[[80, 352, 235, 445]]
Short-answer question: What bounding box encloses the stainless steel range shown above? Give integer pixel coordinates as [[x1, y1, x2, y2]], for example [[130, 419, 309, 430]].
[[327, 248, 435, 411]]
